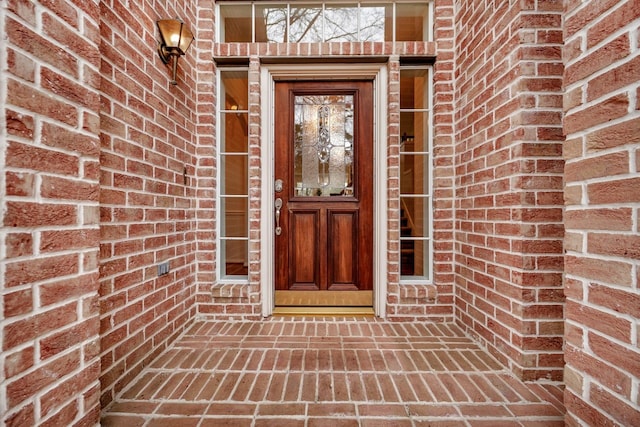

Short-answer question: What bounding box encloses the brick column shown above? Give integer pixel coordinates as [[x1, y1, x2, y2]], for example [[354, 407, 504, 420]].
[[432, 0, 456, 319], [454, 0, 565, 381], [194, 0, 217, 308], [98, 0, 200, 408]]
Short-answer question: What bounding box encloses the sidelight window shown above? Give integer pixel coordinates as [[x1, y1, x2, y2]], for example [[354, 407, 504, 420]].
[[218, 1, 432, 43], [400, 66, 432, 281], [218, 69, 249, 279]]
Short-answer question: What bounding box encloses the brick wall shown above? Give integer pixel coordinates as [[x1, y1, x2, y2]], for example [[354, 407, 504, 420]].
[[563, 0, 640, 425], [98, 0, 202, 407], [5, 1, 638, 423], [430, 0, 456, 320], [193, 0, 220, 316], [1, 1, 103, 425], [454, 0, 565, 380]]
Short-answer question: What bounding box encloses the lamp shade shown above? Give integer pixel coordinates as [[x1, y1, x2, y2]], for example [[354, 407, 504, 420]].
[[157, 19, 194, 55]]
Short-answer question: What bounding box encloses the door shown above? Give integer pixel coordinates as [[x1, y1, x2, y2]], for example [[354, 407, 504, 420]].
[[274, 80, 373, 307]]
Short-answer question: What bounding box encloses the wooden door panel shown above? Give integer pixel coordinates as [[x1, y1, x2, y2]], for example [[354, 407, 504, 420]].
[[289, 210, 320, 290], [328, 210, 358, 289], [274, 80, 373, 305]]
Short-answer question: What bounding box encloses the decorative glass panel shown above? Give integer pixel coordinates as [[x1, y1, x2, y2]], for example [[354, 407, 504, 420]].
[[293, 95, 354, 197]]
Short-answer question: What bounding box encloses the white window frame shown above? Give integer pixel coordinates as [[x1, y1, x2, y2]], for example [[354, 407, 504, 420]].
[[399, 64, 433, 284], [216, 66, 250, 283]]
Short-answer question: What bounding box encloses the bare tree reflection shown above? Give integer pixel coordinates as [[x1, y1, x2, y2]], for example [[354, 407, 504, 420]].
[[259, 6, 386, 42]]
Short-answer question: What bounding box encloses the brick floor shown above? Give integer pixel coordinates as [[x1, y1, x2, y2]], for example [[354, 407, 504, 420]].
[[101, 317, 565, 426]]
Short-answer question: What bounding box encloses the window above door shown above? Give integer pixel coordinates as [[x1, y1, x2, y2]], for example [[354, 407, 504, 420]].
[[217, 1, 432, 43]]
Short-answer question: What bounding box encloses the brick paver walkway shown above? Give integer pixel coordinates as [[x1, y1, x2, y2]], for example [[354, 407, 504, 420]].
[[102, 317, 565, 426]]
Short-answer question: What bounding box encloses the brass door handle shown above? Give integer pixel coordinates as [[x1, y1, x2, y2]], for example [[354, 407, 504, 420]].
[[275, 198, 282, 236]]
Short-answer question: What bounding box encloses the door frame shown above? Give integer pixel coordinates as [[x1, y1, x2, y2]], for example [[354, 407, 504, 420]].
[[260, 62, 388, 318]]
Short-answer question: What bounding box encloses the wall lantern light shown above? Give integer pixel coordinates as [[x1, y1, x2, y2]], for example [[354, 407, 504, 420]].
[[157, 19, 194, 85]]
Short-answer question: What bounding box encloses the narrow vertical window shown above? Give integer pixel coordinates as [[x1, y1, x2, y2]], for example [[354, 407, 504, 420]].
[[400, 66, 432, 280], [219, 69, 249, 279]]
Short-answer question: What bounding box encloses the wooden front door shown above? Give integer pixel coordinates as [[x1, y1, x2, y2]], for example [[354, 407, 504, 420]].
[[274, 80, 373, 307]]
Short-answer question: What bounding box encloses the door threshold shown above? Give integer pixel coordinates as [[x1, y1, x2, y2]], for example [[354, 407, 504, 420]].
[[273, 306, 375, 316], [275, 290, 373, 307]]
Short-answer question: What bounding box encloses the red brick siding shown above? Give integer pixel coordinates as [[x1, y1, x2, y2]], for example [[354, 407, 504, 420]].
[[3, 1, 637, 422], [1, 1, 102, 425], [563, 0, 640, 424], [98, 0, 201, 408], [430, 0, 456, 321], [454, 0, 565, 380], [386, 57, 403, 318], [193, 0, 219, 314]]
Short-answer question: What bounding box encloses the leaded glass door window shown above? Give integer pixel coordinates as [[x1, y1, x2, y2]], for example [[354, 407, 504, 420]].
[[293, 95, 354, 197]]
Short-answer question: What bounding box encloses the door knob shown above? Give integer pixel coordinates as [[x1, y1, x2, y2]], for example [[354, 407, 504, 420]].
[[274, 198, 283, 236]]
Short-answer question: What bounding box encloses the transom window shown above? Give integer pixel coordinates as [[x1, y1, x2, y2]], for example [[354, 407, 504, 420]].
[[218, 1, 432, 43]]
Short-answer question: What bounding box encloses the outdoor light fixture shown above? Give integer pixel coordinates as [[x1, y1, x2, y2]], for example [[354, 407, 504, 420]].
[[157, 19, 194, 85]]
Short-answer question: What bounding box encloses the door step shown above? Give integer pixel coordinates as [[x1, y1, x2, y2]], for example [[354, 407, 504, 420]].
[[273, 306, 375, 316]]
